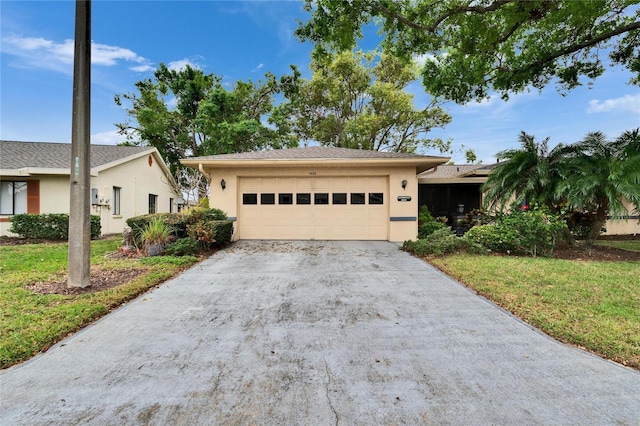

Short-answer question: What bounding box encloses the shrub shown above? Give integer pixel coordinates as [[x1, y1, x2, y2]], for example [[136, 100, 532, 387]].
[[501, 205, 566, 257], [187, 220, 233, 245], [185, 207, 227, 222], [126, 213, 188, 248], [464, 224, 519, 254], [403, 228, 487, 256], [467, 205, 567, 257], [9, 214, 101, 239], [417, 205, 448, 238], [126, 208, 229, 249], [141, 219, 172, 245], [164, 237, 201, 256]]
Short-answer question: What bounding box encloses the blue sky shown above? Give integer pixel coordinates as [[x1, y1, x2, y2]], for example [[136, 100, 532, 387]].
[[1, 0, 639, 164]]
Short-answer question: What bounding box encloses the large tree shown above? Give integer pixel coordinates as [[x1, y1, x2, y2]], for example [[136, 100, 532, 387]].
[[296, 0, 640, 103], [115, 63, 300, 196], [280, 50, 452, 153]]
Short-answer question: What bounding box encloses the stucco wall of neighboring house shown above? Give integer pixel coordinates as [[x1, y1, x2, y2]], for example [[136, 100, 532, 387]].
[[1, 153, 178, 237], [92, 153, 178, 235], [205, 164, 420, 242], [604, 199, 639, 235]]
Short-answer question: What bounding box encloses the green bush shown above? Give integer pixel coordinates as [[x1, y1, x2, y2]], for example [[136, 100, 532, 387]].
[[187, 220, 233, 245], [464, 224, 519, 254], [126, 213, 188, 247], [417, 205, 448, 238], [403, 228, 487, 256], [164, 237, 201, 256], [9, 214, 101, 239], [126, 208, 230, 249], [466, 205, 567, 257]]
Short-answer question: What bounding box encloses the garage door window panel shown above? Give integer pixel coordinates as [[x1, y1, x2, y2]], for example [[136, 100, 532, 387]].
[[261, 193, 275, 205], [297, 193, 311, 205], [243, 194, 258, 205], [351, 193, 366, 205], [369, 193, 384, 205], [279, 193, 293, 205], [332, 193, 347, 205], [314, 193, 329, 205]]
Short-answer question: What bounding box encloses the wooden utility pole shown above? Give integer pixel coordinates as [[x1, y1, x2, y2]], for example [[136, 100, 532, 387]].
[[68, 0, 91, 288]]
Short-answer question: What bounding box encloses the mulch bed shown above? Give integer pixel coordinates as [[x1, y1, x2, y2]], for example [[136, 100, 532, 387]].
[[25, 268, 148, 295], [553, 241, 640, 262]]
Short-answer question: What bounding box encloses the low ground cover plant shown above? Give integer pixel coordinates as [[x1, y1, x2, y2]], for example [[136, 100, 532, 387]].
[[403, 228, 486, 256]]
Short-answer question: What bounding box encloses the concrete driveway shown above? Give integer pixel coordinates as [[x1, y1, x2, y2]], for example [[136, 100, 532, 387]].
[[1, 241, 638, 425]]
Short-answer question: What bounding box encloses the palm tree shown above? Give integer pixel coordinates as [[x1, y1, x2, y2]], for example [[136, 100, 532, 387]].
[[555, 129, 640, 246], [482, 131, 563, 211]]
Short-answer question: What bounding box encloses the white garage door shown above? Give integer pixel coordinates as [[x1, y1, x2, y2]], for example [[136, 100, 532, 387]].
[[238, 176, 388, 240]]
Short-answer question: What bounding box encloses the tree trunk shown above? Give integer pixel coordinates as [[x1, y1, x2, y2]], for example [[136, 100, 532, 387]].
[[587, 208, 607, 248]]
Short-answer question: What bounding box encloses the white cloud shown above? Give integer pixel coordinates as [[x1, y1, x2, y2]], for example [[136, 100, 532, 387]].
[[251, 63, 264, 72], [91, 130, 122, 145], [413, 53, 439, 67], [167, 59, 201, 71], [130, 64, 155, 73], [587, 93, 640, 114], [1, 34, 151, 73]]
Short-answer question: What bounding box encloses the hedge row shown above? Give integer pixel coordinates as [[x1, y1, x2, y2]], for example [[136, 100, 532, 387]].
[[9, 214, 101, 240]]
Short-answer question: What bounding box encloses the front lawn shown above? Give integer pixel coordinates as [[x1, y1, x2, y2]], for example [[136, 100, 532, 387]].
[[428, 254, 640, 369], [0, 237, 199, 369]]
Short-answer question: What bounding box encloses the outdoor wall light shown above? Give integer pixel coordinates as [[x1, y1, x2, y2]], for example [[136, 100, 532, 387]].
[[220, 179, 226, 190], [401, 179, 407, 190]]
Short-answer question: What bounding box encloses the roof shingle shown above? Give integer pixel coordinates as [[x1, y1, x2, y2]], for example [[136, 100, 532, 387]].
[[189, 146, 448, 161], [0, 141, 154, 170]]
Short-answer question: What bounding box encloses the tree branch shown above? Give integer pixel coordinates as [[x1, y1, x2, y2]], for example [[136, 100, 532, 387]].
[[372, 0, 516, 33], [529, 20, 640, 71]]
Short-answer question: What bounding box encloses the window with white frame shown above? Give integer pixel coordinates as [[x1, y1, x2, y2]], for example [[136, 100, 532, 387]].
[[112, 186, 121, 215]]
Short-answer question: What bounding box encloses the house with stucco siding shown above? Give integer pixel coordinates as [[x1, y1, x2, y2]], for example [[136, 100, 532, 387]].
[[182, 146, 449, 242], [0, 141, 180, 236]]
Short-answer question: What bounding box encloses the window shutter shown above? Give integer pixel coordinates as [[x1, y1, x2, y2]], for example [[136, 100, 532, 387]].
[[27, 180, 40, 214]]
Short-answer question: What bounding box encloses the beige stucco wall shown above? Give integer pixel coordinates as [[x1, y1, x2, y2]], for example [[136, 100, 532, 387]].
[[204, 164, 420, 242], [1, 153, 178, 237], [92, 154, 178, 235]]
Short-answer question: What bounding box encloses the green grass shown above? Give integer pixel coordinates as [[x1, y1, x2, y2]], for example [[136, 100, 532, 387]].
[[429, 254, 640, 369], [0, 237, 199, 369], [595, 240, 640, 252]]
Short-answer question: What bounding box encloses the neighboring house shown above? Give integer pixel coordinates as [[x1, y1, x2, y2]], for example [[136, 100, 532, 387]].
[[0, 141, 180, 236], [182, 146, 449, 242], [418, 163, 639, 236]]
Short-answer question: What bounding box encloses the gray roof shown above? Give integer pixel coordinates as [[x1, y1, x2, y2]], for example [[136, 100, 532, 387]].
[[418, 163, 500, 179], [189, 146, 448, 161], [0, 141, 154, 170]]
